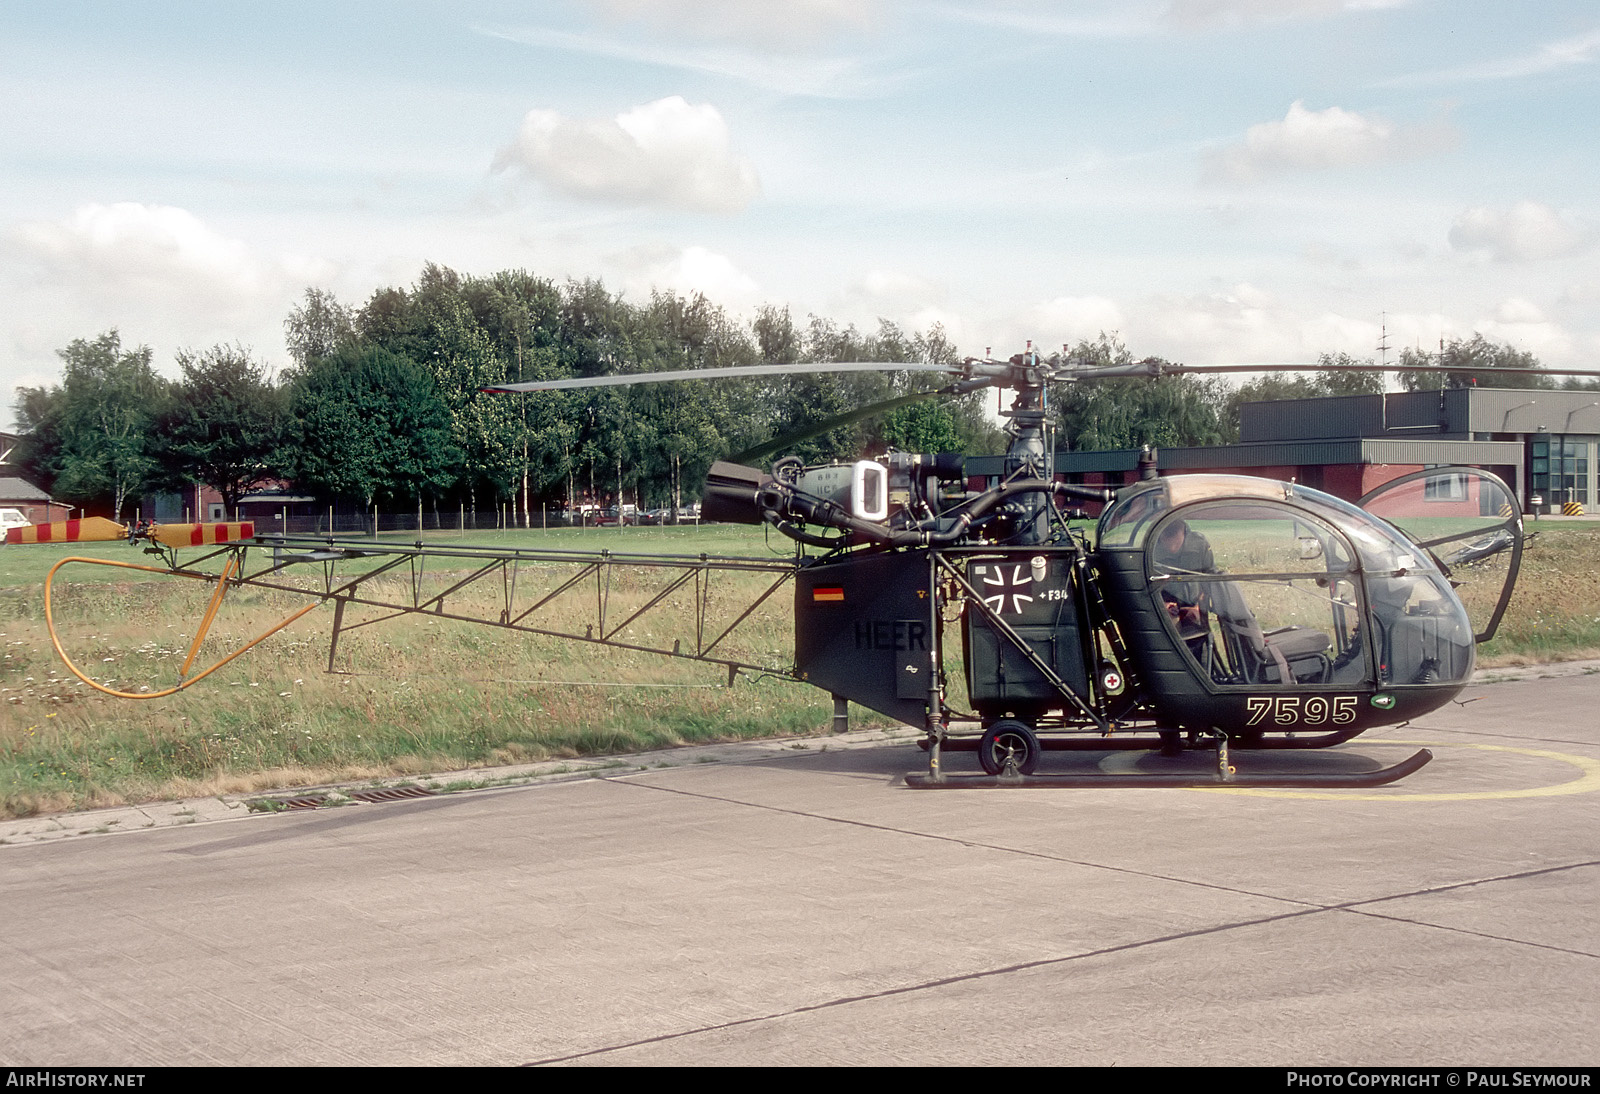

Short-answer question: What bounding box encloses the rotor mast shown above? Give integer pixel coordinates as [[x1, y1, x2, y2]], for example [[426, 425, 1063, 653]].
[[971, 342, 1057, 545]]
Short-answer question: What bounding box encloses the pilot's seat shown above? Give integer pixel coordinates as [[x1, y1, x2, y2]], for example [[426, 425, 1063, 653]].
[[1207, 580, 1331, 684]]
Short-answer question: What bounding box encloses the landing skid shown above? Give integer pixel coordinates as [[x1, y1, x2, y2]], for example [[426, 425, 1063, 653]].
[[928, 726, 1367, 752], [904, 746, 1433, 790]]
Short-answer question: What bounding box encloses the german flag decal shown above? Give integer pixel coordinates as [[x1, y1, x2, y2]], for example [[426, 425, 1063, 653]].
[[813, 587, 845, 602]]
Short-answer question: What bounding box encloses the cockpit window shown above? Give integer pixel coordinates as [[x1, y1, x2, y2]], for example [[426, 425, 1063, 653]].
[[1147, 502, 1368, 688], [1100, 474, 1298, 550], [1098, 481, 1168, 548], [1279, 485, 1439, 576], [1142, 491, 1473, 689]]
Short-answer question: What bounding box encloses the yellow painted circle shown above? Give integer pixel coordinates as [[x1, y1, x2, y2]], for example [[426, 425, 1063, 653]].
[[1195, 739, 1600, 801]]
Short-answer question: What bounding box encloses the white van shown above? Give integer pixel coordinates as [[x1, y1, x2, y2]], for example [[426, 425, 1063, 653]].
[[0, 509, 32, 537]]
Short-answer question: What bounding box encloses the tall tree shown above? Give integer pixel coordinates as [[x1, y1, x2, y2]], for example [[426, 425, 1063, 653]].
[[624, 291, 745, 510], [415, 295, 524, 513], [1054, 336, 1229, 451], [1315, 351, 1386, 396], [13, 331, 168, 519], [880, 399, 966, 453], [161, 344, 286, 514], [1398, 334, 1550, 391], [286, 346, 458, 511], [1223, 352, 1385, 438], [284, 287, 356, 371], [870, 321, 999, 456]]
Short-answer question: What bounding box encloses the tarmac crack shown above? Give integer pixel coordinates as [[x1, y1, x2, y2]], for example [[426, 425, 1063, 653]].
[[524, 857, 1599, 1065], [521, 902, 1330, 1066], [1331, 858, 1600, 960], [521, 782, 1600, 1064], [616, 776, 1326, 908], [1411, 724, 1600, 748]]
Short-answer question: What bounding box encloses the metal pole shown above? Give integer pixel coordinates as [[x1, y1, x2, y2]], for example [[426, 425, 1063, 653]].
[[925, 549, 945, 782]]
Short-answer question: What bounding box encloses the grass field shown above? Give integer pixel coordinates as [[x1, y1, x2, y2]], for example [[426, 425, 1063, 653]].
[[2, 520, 1597, 817]]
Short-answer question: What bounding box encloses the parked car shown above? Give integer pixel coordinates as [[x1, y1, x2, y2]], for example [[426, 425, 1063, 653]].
[[0, 508, 32, 538]]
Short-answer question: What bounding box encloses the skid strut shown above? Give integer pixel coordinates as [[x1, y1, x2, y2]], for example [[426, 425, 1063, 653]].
[[904, 746, 1433, 789]]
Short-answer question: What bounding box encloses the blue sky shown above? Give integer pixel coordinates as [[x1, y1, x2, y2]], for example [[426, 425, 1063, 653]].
[[4, 0, 1597, 420]]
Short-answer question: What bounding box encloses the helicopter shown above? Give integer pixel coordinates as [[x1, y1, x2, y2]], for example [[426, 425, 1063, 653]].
[[23, 347, 1552, 788], [475, 346, 1539, 787]]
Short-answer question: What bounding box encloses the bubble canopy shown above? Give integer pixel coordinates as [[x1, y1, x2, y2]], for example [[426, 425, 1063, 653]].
[[1098, 474, 1433, 575], [1097, 475, 1474, 689]]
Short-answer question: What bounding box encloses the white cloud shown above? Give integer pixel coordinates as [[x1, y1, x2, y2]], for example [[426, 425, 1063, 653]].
[[1029, 295, 1127, 343], [6, 201, 335, 349], [929, 0, 1407, 38], [1481, 28, 1600, 78], [1164, 0, 1408, 30], [1300, 311, 1381, 357], [1474, 317, 1574, 364], [3, 203, 338, 403], [667, 245, 760, 302], [858, 268, 940, 301], [1206, 101, 1450, 183], [1559, 281, 1600, 307], [1385, 28, 1600, 86], [1342, 308, 1582, 373], [813, 272, 964, 347], [847, 268, 950, 322], [1449, 202, 1594, 263], [905, 306, 965, 343], [580, 0, 883, 47], [1145, 283, 1284, 361], [1494, 297, 1547, 325], [1043, 285, 1365, 368], [617, 244, 760, 306], [480, 23, 892, 98], [493, 97, 760, 213], [12, 203, 276, 303], [928, 2, 1162, 38]]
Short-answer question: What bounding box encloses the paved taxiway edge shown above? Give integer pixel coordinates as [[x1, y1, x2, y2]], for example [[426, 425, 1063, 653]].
[[3, 659, 1595, 848]]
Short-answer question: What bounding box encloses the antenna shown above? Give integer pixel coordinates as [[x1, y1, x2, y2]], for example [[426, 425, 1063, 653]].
[[1375, 312, 1389, 368]]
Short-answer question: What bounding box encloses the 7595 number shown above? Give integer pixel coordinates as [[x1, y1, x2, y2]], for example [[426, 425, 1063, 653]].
[[1245, 696, 1358, 727]]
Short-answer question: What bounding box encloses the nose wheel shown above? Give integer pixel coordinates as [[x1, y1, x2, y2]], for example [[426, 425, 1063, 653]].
[[978, 720, 1041, 776]]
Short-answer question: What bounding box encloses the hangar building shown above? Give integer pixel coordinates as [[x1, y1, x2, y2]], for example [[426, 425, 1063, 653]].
[[969, 386, 1599, 514]]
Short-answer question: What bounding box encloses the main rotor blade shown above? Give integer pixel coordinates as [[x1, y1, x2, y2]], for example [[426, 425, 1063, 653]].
[[1055, 361, 1313, 381], [1306, 362, 1600, 379], [731, 378, 996, 466], [485, 360, 960, 393], [1060, 360, 1600, 382]]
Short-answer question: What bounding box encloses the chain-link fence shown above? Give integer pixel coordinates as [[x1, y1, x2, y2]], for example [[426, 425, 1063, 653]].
[[248, 504, 700, 537]]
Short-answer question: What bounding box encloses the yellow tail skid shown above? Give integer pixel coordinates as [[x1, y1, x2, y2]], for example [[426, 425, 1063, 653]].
[[43, 554, 321, 699]]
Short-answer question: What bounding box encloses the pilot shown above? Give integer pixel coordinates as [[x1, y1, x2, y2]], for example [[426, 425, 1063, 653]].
[[1151, 518, 1214, 640]]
